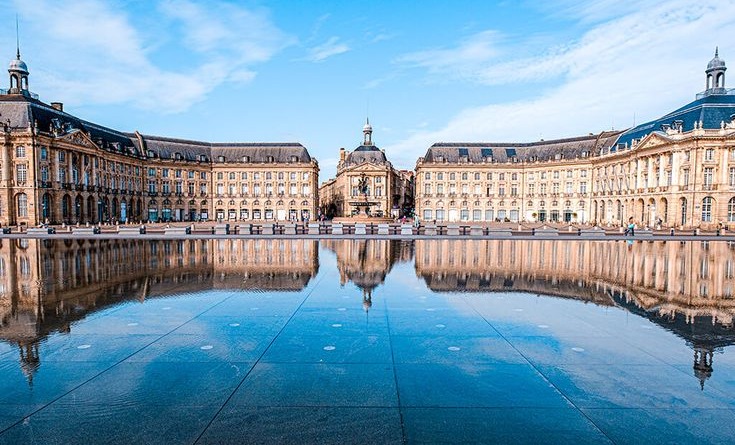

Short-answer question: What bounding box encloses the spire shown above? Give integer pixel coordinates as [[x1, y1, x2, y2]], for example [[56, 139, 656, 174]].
[[15, 14, 20, 60], [715, 46, 719, 58]]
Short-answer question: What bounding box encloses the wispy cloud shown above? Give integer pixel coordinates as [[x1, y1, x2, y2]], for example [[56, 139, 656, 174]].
[[305, 37, 350, 62], [387, 1, 735, 165], [12, 0, 292, 113], [396, 30, 503, 82]]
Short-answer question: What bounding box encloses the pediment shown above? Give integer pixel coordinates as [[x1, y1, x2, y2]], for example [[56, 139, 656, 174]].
[[346, 163, 389, 173], [635, 132, 673, 151], [56, 130, 98, 149]]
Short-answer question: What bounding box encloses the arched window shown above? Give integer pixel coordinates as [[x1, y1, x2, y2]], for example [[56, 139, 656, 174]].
[[702, 197, 713, 222], [728, 197, 735, 222]]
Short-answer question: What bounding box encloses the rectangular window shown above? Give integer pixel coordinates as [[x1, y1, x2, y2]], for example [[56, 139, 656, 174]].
[[580, 182, 587, 194], [472, 209, 481, 221], [460, 209, 469, 221], [703, 167, 713, 186], [423, 209, 432, 220], [16, 164, 27, 182], [148, 168, 155, 176], [705, 148, 714, 161], [485, 209, 494, 221], [58, 151, 65, 162], [40, 147, 47, 160]]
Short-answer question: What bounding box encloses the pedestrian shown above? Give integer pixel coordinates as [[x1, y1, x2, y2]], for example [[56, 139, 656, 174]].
[[625, 217, 635, 236]]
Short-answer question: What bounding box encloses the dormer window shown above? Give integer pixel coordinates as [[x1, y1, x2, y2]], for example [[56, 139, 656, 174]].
[[218, 155, 225, 163], [199, 155, 206, 162], [242, 155, 250, 163], [147, 150, 154, 158], [290, 155, 298, 163], [266, 156, 275, 163]]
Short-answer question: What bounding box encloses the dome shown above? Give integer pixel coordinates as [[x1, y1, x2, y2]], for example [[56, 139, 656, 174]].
[[363, 122, 372, 132], [9, 57, 28, 74], [707, 48, 726, 71]]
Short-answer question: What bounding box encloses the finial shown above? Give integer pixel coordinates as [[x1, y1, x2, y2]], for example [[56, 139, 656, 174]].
[[715, 46, 719, 58], [15, 14, 20, 60]]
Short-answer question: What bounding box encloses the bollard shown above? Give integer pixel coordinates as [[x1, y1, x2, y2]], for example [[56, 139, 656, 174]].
[[717, 228, 721, 236], [577, 228, 582, 236], [670, 228, 674, 236], [531, 228, 535, 236]]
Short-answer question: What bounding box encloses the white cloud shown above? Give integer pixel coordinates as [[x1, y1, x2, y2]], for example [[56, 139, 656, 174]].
[[386, 1, 735, 165], [305, 37, 350, 62], [11, 0, 292, 113], [396, 30, 503, 82]]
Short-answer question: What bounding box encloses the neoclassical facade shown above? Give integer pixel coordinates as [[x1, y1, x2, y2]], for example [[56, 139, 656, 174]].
[[415, 51, 735, 229], [0, 51, 319, 226], [319, 121, 413, 219]]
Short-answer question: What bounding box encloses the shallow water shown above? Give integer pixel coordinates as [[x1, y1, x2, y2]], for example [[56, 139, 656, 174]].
[[0, 239, 733, 444]]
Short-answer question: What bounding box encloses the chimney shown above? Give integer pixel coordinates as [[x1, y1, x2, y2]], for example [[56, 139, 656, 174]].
[[339, 147, 346, 161], [51, 102, 63, 112]]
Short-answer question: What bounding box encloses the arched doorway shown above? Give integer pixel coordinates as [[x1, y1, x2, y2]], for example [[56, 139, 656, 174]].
[[680, 198, 687, 227], [75, 195, 83, 223], [87, 196, 95, 223], [62, 194, 72, 223], [41, 193, 52, 223], [120, 199, 127, 223]]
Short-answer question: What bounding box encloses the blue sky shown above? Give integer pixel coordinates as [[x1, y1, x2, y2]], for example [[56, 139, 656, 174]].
[[3, 0, 735, 178]]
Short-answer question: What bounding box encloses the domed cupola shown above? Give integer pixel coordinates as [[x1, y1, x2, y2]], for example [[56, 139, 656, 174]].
[[362, 117, 374, 146], [705, 47, 726, 94]]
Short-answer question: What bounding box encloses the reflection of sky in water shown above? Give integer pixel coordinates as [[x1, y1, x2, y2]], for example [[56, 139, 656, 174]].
[[0, 239, 733, 443]]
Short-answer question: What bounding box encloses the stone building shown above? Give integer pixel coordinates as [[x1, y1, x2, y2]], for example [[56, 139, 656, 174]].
[[319, 120, 413, 219], [415, 51, 735, 229], [0, 50, 319, 226]]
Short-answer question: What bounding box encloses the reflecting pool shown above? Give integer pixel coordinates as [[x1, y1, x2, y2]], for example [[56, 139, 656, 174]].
[[0, 239, 734, 444]]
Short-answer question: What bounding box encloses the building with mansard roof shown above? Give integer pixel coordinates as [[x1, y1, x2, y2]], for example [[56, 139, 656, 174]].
[[318, 120, 413, 219], [0, 49, 319, 226], [416, 50, 735, 228]]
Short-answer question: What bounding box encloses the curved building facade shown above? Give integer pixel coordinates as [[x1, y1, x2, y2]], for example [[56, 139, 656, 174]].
[[0, 51, 319, 226], [415, 52, 735, 229]]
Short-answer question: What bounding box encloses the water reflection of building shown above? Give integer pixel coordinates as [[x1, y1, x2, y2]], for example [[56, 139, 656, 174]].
[[321, 239, 413, 310], [0, 239, 318, 383], [415, 239, 735, 388]]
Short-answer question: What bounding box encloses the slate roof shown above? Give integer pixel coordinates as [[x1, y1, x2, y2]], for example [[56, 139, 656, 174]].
[[614, 92, 735, 150], [0, 93, 314, 163], [344, 144, 388, 166], [131, 134, 312, 163], [422, 131, 622, 163], [0, 94, 140, 155]]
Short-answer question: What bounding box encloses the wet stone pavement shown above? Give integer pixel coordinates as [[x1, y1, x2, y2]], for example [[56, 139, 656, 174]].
[[0, 238, 733, 444]]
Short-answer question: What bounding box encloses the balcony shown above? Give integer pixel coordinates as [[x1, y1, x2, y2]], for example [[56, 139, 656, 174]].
[[702, 184, 718, 191], [147, 191, 158, 197], [74, 184, 84, 191]]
